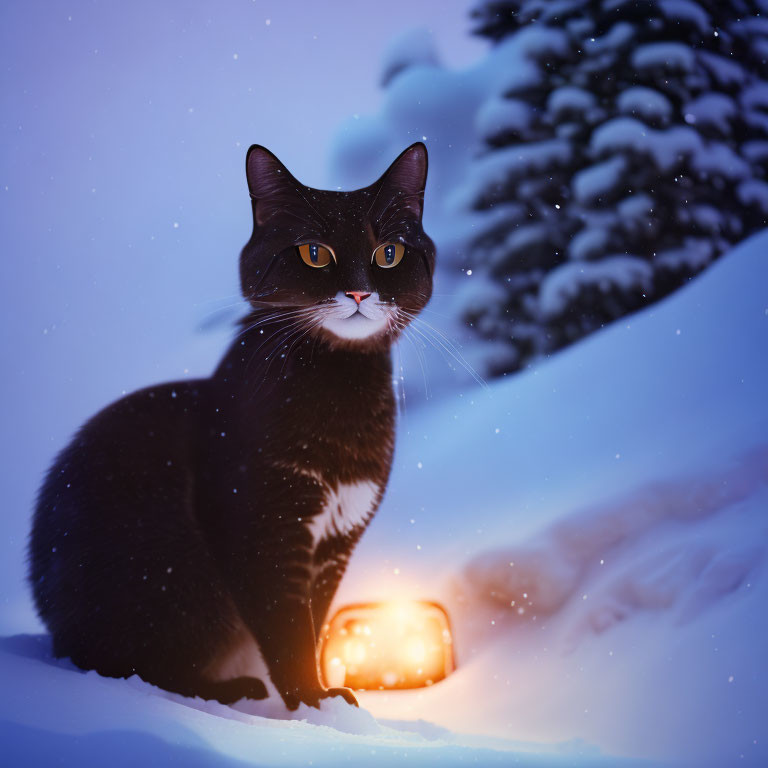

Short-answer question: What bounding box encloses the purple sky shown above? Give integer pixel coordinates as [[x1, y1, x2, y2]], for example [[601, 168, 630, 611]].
[[1, 1, 485, 184]]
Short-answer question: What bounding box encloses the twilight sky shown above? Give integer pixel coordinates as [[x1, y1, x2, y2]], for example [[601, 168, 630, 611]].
[[2, 0, 484, 184]]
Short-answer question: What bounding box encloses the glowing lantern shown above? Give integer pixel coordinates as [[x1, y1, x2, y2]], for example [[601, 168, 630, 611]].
[[318, 601, 455, 690]]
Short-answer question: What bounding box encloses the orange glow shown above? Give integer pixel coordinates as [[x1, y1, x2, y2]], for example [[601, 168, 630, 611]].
[[318, 601, 455, 690]]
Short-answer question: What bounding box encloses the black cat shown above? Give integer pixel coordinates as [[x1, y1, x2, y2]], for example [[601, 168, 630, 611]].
[[29, 143, 435, 710]]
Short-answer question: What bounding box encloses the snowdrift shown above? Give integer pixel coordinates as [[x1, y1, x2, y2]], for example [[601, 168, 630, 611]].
[[0, 634, 638, 767], [336, 229, 768, 766]]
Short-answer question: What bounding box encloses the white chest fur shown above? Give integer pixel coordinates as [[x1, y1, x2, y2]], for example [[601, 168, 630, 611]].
[[307, 480, 379, 547]]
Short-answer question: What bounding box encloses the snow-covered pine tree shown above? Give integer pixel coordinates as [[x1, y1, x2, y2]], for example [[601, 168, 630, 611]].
[[379, 27, 441, 87], [461, 0, 768, 375]]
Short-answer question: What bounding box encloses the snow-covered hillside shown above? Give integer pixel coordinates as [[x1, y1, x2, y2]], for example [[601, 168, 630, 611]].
[[335, 229, 768, 766], [1, 231, 766, 766]]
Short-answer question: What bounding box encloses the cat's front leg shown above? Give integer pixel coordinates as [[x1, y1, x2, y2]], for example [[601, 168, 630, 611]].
[[310, 547, 355, 635], [220, 523, 356, 709], [212, 465, 359, 710], [252, 590, 357, 709]]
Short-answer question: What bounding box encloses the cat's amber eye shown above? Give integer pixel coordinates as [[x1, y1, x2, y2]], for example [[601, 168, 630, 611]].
[[372, 243, 405, 269], [297, 243, 335, 268]]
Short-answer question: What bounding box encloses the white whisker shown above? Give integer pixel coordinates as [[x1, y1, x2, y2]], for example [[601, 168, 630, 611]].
[[405, 314, 488, 389]]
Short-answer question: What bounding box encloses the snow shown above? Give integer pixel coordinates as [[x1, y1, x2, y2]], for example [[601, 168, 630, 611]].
[[0, 636, 634, 767], [510, 25, 570, 60], [379, 27, 441, 88], [684, 93, 736, 134], [616, 192, 654, 221], [658, 0, 711, 33], [588, 118, 750, 183], [499, 224, 552, 262], [475, 97, 533, 142], [567, 227, 610, 261], [583, 21, 635, 55], [734, 16, 768, 36], [547, 86, 597, 119], [692, 142, 750, 181], [741, 82, 768, 111], [698, 50, 748, 88], [335, 230, 768, 766], [689, 204, 725, 233], [452, 139, 572, 209], [654, 238, 714, 270], [453, 271, 509, 316], [590, 118, 701, 172], [737, 179, 768, 214], [4, 228, 766, 767], [631, 42, 695, 73], [538, 255, 652, 318], [741, 139, 768, 162], [572, 156, 627, 204], [744, 107, 768, 134], [616, 87, 673, 123]]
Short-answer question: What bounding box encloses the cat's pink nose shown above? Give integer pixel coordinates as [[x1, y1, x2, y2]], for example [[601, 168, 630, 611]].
[[345, 291, 371, 305]]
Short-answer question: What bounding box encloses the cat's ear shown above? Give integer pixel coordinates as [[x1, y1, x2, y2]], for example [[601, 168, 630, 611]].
[[245, 145, 302, 226], [374, 143, 429, 222]]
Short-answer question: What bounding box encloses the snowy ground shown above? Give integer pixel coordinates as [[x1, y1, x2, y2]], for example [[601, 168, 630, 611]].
[[2, 231, 767, 766], [337, 230, 768, 766], [0, 635, 640, 768]]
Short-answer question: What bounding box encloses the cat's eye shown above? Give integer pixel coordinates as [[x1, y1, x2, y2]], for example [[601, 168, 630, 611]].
[[372, 243, 405, 269], [297, 243, 335, 268]]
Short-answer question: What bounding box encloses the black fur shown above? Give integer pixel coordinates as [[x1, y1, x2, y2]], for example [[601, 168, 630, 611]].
[[29, 143, 435, 710]]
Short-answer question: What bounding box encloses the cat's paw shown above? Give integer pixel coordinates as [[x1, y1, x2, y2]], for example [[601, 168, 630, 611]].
[[321, 686, 359, 707]]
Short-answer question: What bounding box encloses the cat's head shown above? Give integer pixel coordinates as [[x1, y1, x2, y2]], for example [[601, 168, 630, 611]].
[[239, 143, 435, 348]]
